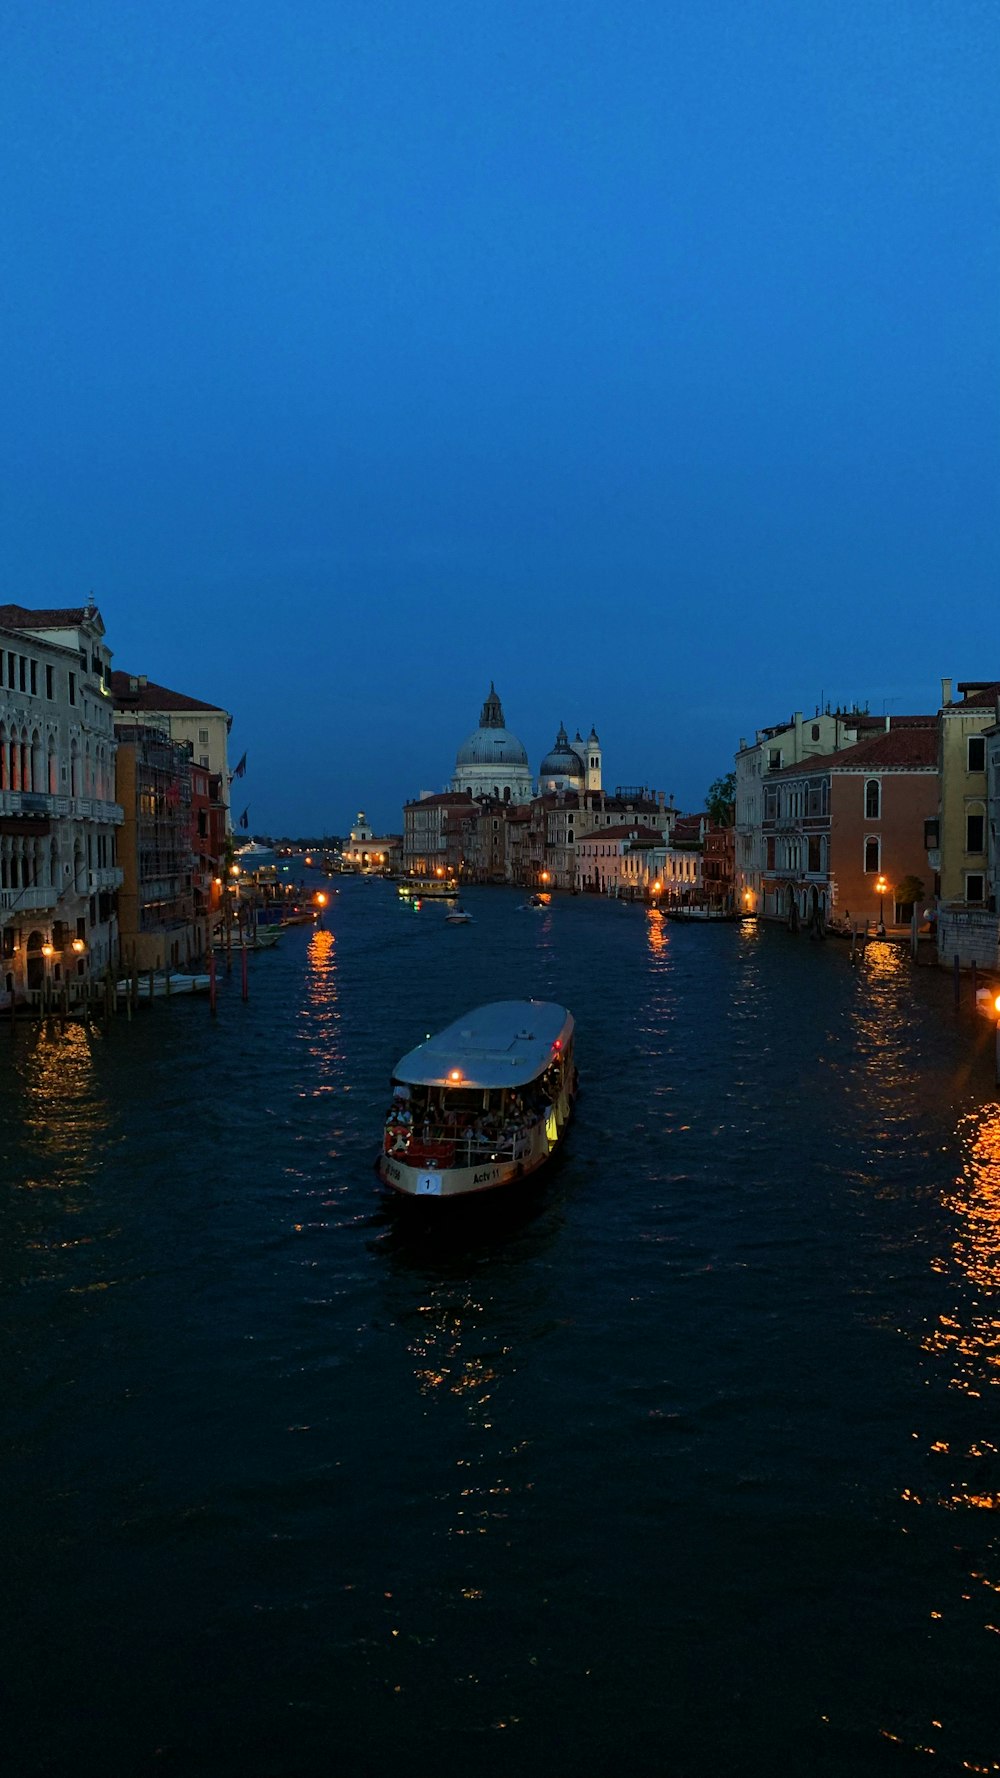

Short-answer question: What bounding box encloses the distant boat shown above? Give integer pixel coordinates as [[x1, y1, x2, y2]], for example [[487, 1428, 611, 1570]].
[[116, 973, 211, 999], [445, 905, 473, 924]]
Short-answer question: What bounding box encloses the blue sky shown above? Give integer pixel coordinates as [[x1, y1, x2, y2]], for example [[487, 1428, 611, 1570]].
[[3, 0, 998, 834]]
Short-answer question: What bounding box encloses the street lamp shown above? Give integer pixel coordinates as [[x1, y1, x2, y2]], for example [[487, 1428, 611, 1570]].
[[875, 874, 888, 934]]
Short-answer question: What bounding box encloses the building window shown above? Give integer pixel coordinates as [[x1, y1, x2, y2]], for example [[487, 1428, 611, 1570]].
[[68, 672, 76, 706], [864, 836, 880, 873], [811, 723, 820, 741], [45, 664, 54, 698], [965, 874, 985, 904], [967, 735, 986, 773], [768, 748, 782, 770], [807, 836, 821, 873], [864, 778, 881, 819], [966, 809, 985, 853], [199, 728, 209, 743], [29, 659, 37, 695]]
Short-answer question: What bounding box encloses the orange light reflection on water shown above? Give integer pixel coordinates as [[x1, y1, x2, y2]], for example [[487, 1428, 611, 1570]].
[[300, 926, 342, 1096], [19, 1024, 109, 1190], [922, 1105, 1000, 1400]]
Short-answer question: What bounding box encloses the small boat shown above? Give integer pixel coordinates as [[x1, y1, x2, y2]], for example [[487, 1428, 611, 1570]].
[[397, 876, 460, 899], [378, 999, 576, 1199], [116, 972, 212, 999], [663, 905, 740, 923], [445, 904, 473, 924]]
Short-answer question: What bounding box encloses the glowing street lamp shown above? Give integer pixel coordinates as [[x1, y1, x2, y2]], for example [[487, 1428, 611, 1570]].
[[875, 874, 889, 934], [71, 938, 86, 954], [41, 941, 54, 958]]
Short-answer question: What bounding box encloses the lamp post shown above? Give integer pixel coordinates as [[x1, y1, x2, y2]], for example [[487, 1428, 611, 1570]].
[[875, 874, 888, 936], [995, 992, 1000, 1087]]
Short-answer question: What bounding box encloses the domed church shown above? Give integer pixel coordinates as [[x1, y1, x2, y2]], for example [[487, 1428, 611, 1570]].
[[451, 684, 535, 804], [539, 722, 602, 794]]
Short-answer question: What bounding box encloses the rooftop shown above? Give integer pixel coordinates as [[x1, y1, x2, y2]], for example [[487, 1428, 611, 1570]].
[[0, 603, 93, 630], [772, 725, 938, 775], [392, 999, 574, 1089], [111, 671, 228, 714]]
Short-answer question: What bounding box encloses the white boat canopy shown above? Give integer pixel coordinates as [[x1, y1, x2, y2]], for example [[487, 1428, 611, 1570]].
[[392, 999, 574, 1090]]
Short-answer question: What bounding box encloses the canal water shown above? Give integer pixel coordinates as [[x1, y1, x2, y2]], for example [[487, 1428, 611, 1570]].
[[2, 879, 999, 1778]]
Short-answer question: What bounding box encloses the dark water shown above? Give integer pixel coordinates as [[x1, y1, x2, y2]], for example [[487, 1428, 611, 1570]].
[[3, 879, 1000, 1778]]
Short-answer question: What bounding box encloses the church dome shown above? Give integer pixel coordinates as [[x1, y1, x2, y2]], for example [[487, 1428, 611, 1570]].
[[539, 723, 584, 783], [454, 683, 529, 770]]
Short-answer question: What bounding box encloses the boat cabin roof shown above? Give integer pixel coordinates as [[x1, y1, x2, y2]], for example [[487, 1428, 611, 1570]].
[[392, 999, 574, 1089]]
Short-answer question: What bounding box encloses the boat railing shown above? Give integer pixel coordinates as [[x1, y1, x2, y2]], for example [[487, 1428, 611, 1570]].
[[384, 1116, 543, 1168]]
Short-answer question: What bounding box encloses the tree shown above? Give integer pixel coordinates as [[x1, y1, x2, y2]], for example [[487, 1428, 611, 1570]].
[[894, 874, 925, 914], [705, 772, 736, 826]]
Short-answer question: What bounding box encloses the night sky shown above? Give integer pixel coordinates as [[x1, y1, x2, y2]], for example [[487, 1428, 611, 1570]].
[[4, 1, 998, 834]]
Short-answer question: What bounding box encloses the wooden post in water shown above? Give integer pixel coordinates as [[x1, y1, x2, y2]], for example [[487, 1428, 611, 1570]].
[[911, 906, 919, 962], [241, 931, 249, 1002], [972, 960, 978, 1004], [209, 949, 217, 1017], [954, 953, 961, 1011]]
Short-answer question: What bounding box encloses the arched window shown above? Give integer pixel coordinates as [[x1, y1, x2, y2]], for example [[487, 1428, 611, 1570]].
[[864, 836, 880, 873], [865, 778, 881, 819], [811, 723, 820, 741], [48, 734, 57, 794]]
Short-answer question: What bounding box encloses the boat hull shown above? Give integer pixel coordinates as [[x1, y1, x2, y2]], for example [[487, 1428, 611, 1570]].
[[377, 1098, 573, 1200]]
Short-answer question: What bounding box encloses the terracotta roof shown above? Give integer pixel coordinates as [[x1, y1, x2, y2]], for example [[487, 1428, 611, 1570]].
[[404, 790, 474, 809], [853, 713, 937, 729], [110, 670, 228, 714], [772, 726, 938, 775], [0, 603, 90, 629], [578, 824, 662, 844], [954, 681, 1000, 709]]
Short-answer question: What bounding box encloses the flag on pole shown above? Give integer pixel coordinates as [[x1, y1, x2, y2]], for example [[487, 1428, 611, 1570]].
[[232, 751, 248, 779], [239, 807, 250, 829]]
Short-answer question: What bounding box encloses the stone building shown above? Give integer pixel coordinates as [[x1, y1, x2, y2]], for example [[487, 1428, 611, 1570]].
[[0, 601, 123, 1006], [761, 721, 938, 928], [114, 724, 201, 970], [111, 672, 233, 833]]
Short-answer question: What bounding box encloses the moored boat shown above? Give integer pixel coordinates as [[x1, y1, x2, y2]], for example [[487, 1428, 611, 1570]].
[[378, 999, 576, 1199]]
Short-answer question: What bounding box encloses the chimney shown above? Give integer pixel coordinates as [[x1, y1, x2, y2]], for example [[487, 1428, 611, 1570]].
[[128, 676, 138, 692], [657, 790, 665, 808], [884, 715, 890, 731], [138, 675, 148, 688], [941, 677, 952, 707]]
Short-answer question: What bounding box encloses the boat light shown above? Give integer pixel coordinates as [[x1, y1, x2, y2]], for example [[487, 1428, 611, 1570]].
[[449, 1068, 462, 1081], [315, 892, 328, 907], [552, 1039, 562, 1051]]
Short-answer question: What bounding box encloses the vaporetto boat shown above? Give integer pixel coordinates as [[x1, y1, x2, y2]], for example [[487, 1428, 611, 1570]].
[[378, 999, 576, 1199]]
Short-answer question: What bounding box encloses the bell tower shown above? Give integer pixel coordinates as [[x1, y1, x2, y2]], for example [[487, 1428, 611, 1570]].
[[585, 726, 602, 791]]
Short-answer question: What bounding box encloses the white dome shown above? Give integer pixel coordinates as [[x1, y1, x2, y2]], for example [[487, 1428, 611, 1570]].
[[450, 683, 535, 803]]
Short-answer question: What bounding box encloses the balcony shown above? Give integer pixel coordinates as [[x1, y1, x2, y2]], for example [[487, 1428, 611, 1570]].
[[0, 790, 124, 824], [0, 884, 58, 914], [89, 866, 123, 892], [0, 789, 62, 819]]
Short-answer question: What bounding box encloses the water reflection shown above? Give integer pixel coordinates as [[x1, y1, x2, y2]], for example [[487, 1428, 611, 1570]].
[[299, 926, 342, 1096], [16, 1024, 109, 1190], [923, 1105, 1000, 1398]]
